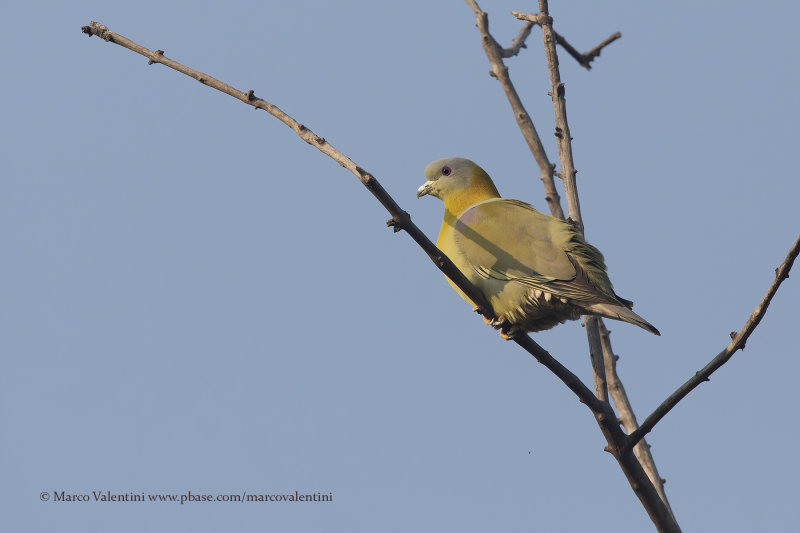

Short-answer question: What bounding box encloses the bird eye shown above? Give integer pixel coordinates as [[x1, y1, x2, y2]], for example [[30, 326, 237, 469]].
[[441, 166, 452, 176]]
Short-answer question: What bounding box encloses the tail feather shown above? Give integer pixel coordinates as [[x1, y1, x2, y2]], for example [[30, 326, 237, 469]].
[[585, 302, 660, 336]]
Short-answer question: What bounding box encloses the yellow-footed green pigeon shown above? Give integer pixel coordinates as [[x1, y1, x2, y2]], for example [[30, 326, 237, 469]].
[[417, 157, 659, 336]]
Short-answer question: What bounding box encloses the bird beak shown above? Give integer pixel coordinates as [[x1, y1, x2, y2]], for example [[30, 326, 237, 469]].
[[417, 181, 435, 198]]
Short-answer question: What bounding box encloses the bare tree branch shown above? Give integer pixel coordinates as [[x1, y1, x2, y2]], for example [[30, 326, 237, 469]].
[[82, 18, 798, 533], [581, 31, 623, 67], [598, 321, 674, 517], [501, 21, 535, 58], [512, 8, 581, 232], [78, 21, 497, 317], [464, 0, 564, 220], [79, 19, 605, 417], [553, 30, 621, 70], [511, 4, 679, 531], [628, 233, 800, 450], [585, 316, 608, 401]]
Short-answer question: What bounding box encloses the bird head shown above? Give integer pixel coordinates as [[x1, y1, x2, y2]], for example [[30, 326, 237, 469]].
[[417, 158, 501, 213]]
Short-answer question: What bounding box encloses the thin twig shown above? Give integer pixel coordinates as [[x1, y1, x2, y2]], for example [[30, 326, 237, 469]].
[[628, 234, 800, 450], [82, 20, 798, 533], [79, 21, 489, 319], [585, 316, 608, 401], [80, 19, 609, 423], [501, 21, 535, 58], [583, 32, 622, 65], [511, 5, 679, 532], [554, 30, 621, 70], [512, 8, 581, 232], [464, 0, 564, 220], [598, 321, 674, 517]]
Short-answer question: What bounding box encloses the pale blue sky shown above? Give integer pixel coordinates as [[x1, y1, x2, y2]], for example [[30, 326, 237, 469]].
[[2, 1, 798, 532]]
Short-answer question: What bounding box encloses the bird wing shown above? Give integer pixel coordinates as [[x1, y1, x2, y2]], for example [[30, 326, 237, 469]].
[[452, 199, 617, 303]]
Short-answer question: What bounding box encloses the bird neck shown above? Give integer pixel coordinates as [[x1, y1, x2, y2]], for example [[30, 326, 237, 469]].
[[442, 184, 500, 220]]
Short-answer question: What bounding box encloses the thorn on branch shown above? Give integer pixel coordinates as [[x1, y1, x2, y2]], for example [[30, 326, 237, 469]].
[[148, 50, 164, 65], [386, 213, 410, 233]]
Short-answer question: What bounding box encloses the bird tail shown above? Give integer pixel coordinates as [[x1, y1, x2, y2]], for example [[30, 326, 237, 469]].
[[585, 302, 661, 336]]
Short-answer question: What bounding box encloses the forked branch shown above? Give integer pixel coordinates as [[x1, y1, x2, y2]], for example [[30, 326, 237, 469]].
[[509, 12, 621, 71], [501, 21, 535, 58], [82, 19, 798, 533], [464, 0, 564, 220], [79, 19, 611, 420]]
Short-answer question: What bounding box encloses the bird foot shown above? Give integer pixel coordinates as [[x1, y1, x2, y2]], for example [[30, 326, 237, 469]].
[[483, 314, 508, 328], [500, 326, 522, 341], [499, 325, 523, 340], [482, 315, 520, 340]]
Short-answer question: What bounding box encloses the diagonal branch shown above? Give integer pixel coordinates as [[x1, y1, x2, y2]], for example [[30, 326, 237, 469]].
[[598, 321, 674, 517], [464, 0, 564, 220], [507, 10, 620, 70], [585, 316, 608, 401], [580, 31, 622, 67], [79, 19, 609, 422], [501, 21, 535, 57], [512, 8, 581, 232], [79, 22, 488, 321], [82, 20, 796, 533], [553, 30, 621, 70], [628, 233, 800, 450], [512, 5, 679, 531]]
